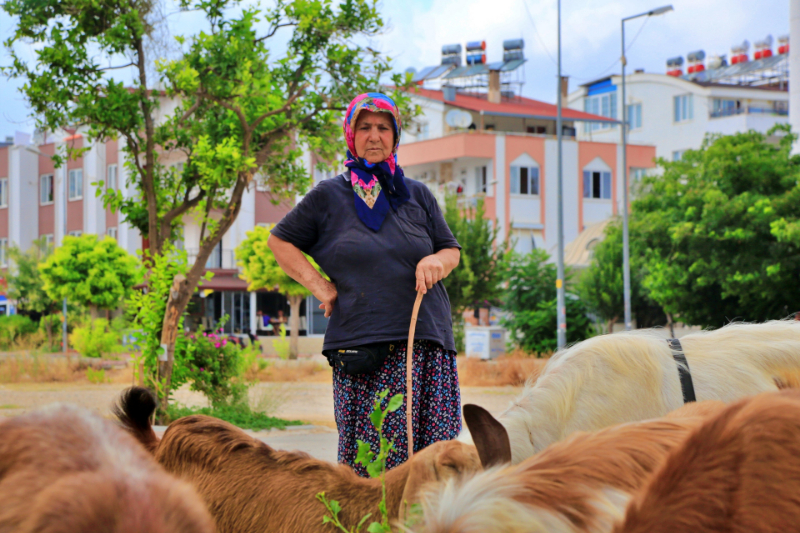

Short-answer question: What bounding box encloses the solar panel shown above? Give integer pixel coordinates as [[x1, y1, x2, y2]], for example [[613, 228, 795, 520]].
[[486, 61, 505, 71], [501, 59, 526, 72], [411, 66, 437, 83], [428, 65, 453, 79], [444, 66, 471, 79]]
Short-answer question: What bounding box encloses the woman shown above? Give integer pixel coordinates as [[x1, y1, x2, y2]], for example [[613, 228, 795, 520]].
[[268, 92, 462, 475]]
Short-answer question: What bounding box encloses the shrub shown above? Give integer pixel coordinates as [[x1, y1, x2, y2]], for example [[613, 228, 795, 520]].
[[70, 319, 121, 358], [39, 314, 63, 351], [185, 330, 249, 407], [0, 315, 38, 350]]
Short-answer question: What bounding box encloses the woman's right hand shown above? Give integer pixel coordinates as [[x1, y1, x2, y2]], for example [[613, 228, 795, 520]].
[[317, 280, 338, 318]]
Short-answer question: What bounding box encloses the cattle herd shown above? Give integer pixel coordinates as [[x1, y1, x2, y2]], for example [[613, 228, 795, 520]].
[[1, 319, 799, 532]]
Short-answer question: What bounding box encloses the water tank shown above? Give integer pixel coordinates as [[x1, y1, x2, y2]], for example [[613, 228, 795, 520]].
[[466, 53, 486, 65], [503, 50, 524, 62], [503, 38, 524, 51], [441, 55, 461, 67], [466, 40, 486, 52], [687, 50, 705, 62], [666, 56, 684, 67], [441, 43, 462, 55]]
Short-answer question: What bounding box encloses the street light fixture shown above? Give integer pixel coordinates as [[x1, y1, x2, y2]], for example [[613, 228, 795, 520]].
[[620, 4, 673, 331]]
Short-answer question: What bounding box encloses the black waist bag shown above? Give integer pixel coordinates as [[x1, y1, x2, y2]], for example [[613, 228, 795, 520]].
[[323, 342, 397, 375]]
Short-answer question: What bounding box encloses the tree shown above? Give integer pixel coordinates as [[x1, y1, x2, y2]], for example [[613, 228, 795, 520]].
[[577, 220, 666, 333], [4, 0, 414, 406], [39, 234, 140, 318], [443, 194, 507, 348], [7, 237, 56, 315], [236, 225, 325, 359], [6, 237, 59, 346], [501, 250, 594, 354], [634, 125, 800, 327]]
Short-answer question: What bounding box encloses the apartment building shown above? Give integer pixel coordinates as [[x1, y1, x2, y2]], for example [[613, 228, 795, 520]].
[[567, 36, 790, 162], [396, 39, 656, 259]]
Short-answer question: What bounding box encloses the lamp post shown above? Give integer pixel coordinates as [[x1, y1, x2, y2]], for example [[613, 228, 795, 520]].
[[556, 0, 566, 348], [620, 5, 673, 331]]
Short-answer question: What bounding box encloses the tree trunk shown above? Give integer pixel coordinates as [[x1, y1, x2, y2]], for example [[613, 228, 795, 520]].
[[667, 313, 675, 338], [90, 306, 98, 320], [606, 316, 618, 335], [288, 294, 303, 360], [153, 178, 249, 421]]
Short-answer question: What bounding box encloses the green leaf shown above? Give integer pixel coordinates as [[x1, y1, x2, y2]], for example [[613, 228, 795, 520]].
[[386, 393, 403, 412]]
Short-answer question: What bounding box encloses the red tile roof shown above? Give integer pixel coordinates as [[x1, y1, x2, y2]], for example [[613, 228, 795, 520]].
[[407, 87, 616, 123]]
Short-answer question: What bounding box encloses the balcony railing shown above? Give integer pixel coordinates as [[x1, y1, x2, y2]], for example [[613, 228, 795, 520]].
[[186, 248, 237, 270], [710, 106, 788, 119]]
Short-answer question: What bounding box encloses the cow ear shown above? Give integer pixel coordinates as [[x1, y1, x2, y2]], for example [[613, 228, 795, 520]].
[[462, 404, 511, 467]]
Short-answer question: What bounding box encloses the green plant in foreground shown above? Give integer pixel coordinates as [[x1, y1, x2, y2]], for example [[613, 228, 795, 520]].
[[317, 389, 403, 533]]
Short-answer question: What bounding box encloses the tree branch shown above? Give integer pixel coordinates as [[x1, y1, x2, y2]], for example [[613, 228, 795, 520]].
[[177, 98, 203, 127], [255, 22, 297, 42], [99, 62, 136, 71], [250, 91, 302, 131], [160, 190, 206, 239]]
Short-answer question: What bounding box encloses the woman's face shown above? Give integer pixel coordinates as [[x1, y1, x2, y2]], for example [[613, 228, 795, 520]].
[[354, 110, 395, 164]]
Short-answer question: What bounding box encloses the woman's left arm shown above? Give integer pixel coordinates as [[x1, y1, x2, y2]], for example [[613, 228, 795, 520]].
[[415, 248, 461, 294]]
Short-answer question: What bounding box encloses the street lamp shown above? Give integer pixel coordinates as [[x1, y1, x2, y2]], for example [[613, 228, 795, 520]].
[[556, 0, 566, 348], [620, 4, 673, 331]]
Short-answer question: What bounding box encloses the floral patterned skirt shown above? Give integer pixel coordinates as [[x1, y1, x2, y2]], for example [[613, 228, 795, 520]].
[[333, 339, 461, 477]]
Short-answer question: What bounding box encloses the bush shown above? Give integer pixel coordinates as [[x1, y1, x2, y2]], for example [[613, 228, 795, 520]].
[[500, 250, 595, 355], [0, 315, 38, 350], [39, 314, 63, 351], [185, 330, 250, 407], [70, 319, 121, 358]]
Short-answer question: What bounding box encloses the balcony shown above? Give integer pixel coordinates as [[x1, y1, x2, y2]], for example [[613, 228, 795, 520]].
[[710, 106, 788, 119], [186, 248, 238, 270]]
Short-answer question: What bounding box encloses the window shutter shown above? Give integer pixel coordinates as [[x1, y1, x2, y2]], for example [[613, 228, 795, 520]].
[[531, 167, 540, 195], [602, 172, 612, 199], [583, 171, 591, 198], [510, 166, 520, 194]]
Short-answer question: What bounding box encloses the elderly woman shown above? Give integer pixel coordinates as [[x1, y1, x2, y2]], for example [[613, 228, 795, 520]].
[[268, 93, 461, 475]]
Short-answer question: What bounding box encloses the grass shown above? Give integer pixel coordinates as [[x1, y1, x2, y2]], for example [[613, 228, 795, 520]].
[[456, 353, 549, 387], [0, 354, 133, 384], [0, 404, 22, 409], [166, 402, 303, 431]]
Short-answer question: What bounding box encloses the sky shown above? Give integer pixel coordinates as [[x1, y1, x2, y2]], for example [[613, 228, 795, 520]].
[[0, 0, 790, 140]]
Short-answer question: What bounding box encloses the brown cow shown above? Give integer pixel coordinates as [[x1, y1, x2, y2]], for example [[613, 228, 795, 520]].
[[114, 387, 503, 533], [0, 403, 214, 533], [413, 401, 727, 533], [615, 389, 800, 533]]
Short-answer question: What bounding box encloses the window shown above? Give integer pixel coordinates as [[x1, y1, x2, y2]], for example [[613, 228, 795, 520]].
[[68, 230, 82, 237], [0, 239, 7, 268], [672, 150, 687, 162], [68, 169, 83, 200], [630, 168, 649, 182], [40, 174, 54, 205], [40, 234, 54, 253], [674, 94, 693, 122], [0, 178, 7, 208], [584, 93, 617, 132], [510, 166, 540, 195], [107, 164, 118, 190], [583, 170, 612, 199], [107, 227, 118, 240], [417, 122, 430, 141], [627, 103, 642, 129], [475, 166, 487, 194]]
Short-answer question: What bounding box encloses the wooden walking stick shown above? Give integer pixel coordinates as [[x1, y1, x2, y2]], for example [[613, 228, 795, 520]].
[[406, 289, 424, 459]]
